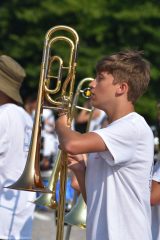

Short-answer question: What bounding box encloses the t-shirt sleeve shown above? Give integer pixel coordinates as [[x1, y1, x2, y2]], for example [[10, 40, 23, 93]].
[[152, 161, 160, 182], [93, 120, 138, 166]]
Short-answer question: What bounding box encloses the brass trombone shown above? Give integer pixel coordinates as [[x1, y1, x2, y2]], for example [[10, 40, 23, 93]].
[[33, 78, 93, 209], [56, 77, 93, 240], [6, 25, 79, 240], [64, 78, 94, 236]]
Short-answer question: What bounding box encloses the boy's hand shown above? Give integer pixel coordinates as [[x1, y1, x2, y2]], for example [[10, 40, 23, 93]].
[[67, 153, 87, 173]]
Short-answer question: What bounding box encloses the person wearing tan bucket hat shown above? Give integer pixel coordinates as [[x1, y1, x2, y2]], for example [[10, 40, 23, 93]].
[[0, 55, 36, 240], [0, 55, 25, 105]]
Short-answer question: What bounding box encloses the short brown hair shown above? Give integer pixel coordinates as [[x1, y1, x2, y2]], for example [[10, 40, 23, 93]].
[[96, 50, 150, 103]]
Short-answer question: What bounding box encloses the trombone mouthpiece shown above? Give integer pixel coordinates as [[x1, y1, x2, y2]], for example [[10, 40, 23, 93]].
[[82, 88, 92, 98]]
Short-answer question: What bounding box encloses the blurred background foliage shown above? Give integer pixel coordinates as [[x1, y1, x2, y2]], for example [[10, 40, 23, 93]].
[[0, 0, 160, 124]]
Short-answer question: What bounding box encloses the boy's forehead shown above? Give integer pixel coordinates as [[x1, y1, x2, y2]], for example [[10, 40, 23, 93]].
[[96, 71, 110, 76]]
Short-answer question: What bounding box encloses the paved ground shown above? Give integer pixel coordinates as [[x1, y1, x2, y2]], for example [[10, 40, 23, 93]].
[[32, 208, 86, 240]]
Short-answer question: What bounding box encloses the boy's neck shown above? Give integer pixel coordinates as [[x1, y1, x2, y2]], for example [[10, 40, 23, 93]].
[[107, 103, 135, 124]]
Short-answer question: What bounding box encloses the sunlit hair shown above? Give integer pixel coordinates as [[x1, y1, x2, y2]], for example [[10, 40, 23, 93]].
[[96, 50, 151, 104]]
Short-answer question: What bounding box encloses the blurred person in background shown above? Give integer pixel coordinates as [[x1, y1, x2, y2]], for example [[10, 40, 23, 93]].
[[157, 102, 160, 142], [150, 125, 160, 163], [0, 55, 35, 240], [23, 92, 37, 120], [151, 160, 160, 240], [150, 103, 160, 240], [41, 108, 58, 171], [75, 99, 107, 133]]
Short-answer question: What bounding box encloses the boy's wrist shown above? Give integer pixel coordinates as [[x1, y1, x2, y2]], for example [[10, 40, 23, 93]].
[[72, 161, 86, 174], [58, 112, 67, 118], [55, 111, 67, 120]]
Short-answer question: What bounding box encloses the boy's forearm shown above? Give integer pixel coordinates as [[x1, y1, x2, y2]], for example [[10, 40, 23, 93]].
[[73, 166, 87, 203], [55, 115, 81, 152], [56, 116, 87, 202]]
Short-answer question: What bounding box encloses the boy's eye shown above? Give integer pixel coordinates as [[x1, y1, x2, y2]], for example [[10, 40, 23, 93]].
[[97, 75, 104, 81]]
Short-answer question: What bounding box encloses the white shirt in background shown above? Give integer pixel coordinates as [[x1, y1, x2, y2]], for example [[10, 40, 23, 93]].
[[42, 109, 58, 158], [152, 161, 160, 240], [0, 104, 36, 240]]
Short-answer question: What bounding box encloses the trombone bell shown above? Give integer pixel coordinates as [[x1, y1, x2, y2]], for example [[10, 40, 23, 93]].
[[5, 141, 52, 193], [33, 150, 62, 208], [64, 194, 86, 229]]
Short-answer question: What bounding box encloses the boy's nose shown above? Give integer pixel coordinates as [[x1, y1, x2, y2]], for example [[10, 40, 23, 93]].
[[89, 79, 96, 88]]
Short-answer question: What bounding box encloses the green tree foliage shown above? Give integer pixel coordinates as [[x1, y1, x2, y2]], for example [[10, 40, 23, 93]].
[[0, 0, 160, 123]]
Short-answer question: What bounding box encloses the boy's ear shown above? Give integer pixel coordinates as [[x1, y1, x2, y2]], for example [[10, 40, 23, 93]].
[[116, 82, 128, 94]]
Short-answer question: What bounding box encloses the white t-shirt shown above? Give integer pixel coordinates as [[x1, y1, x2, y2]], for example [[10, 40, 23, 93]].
[[152, 161, 160, 240], [0, 104, 36, 240], [86, 112, 154, 240]]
